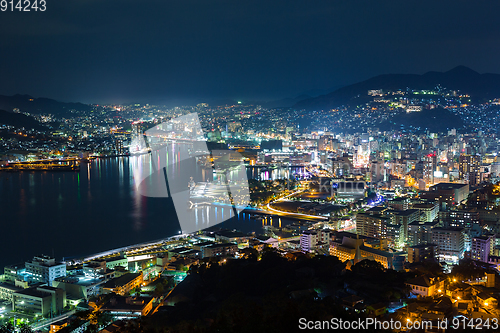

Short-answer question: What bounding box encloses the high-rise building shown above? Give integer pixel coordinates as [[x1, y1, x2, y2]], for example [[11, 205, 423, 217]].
[[408, 221, 439, 246], [423, 153, 436, 185], [389, 209, 420, 245], [370, 160, 385, 182], [356, 213, 391, 240], [318, 135, 336, 151], [459, 154, 481, 185], [115, 139, 125, 155], [471, 235, 493, 263], [407, 244, 436, 263], [439, 210, 479, 229], [431, 227, 465, 263]]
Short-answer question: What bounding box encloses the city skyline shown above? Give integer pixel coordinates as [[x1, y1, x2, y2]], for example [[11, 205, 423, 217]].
[[1, 1, 500, 332]]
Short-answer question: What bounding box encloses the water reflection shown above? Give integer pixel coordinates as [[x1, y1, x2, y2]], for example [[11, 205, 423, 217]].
[[0, 146, 304, 268]]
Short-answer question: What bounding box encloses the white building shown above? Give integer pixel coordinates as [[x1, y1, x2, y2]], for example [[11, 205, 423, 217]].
[[300, 229, 330, 253], [412, 202, 439, 223], [0, 283, 23, 302], [431, 227, 465, 263], [25, 255, 66, 284]]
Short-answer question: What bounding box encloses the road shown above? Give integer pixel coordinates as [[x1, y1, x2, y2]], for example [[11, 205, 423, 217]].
[[262, 188, 329, 221], [31, 310, 76, 331]]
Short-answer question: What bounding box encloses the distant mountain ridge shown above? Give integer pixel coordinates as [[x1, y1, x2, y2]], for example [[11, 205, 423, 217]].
[[0, 94, 93, 116], [294, 66, 500, 110]]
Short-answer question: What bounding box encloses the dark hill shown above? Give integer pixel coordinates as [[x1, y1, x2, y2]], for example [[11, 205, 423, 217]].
[[0, 109, 47, 131], [0, 94, 93, 117], [294, 66, 500, 110], [380, 107, 464, 133]]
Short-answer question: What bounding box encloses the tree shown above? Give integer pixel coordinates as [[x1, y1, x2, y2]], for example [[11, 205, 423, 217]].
[[350, 259, 384, 276], [18, 323, 34, 333], [452, 259, 487, 281], [133, 286, 142, 295], [0, 323, 14, 333], [95, 311, 113, 328], [154, 283, 165, 297]]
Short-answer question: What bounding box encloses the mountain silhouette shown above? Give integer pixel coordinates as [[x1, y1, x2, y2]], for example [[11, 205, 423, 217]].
[[0, 94, 92, 117], [0, 109, 47, 130], [294, 66, 500, 110]]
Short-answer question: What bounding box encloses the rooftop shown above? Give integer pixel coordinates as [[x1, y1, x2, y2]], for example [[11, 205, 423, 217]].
[[102, 273, 142, 289], [214, 230, 248, 238], [431, 183, 468, 191]]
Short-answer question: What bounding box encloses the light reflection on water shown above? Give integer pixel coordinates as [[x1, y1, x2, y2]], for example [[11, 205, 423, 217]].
[[0, 148, 303, 268]]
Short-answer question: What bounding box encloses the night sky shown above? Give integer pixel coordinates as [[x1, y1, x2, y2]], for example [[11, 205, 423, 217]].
[[1, 0, 500, 105]]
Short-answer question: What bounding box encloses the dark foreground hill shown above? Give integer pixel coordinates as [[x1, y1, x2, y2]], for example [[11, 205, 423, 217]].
[[120, 254, 415, 333]]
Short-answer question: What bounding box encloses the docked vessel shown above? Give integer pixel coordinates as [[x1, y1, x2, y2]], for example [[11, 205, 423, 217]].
[[0, 161, 80, 172]]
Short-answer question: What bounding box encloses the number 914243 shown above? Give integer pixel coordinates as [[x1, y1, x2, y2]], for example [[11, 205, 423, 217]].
[[1, 0, 46, 11]]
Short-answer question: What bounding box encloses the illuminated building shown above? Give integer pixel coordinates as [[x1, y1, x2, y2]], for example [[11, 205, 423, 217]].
[[102, 272, 143, 296], [3, 264, 25, 283], [423, 153, 436, 186], [471, 235, 493, 263], [25, 255, 67, 285], [459, 154, 481, 185], [356, 213, 391, 240], [52, 276, 105, 300], [331, 156, 353, 177], [12, 285, 66, 316], [115, 139, 125, 155], [431, 227, 465, 263], [411, 202, 439, 223], [354, 144, 369, 168], [370, 160, 385, 182], [318, 135, 336, 151], [439, 209, 479, 229], [406, 275, 444, 297], [100, 295, 154, 318], [201, 243, 238, 258], [388, 198, 409, 211], [426, 183, 469, 208], [407, 244, 436, 263], [300, 229, 330, 253], [408, 221, 439, 246], [330, 234, 406, 270], [389, 209, 420, 245], [0, 283, 23, 302]]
